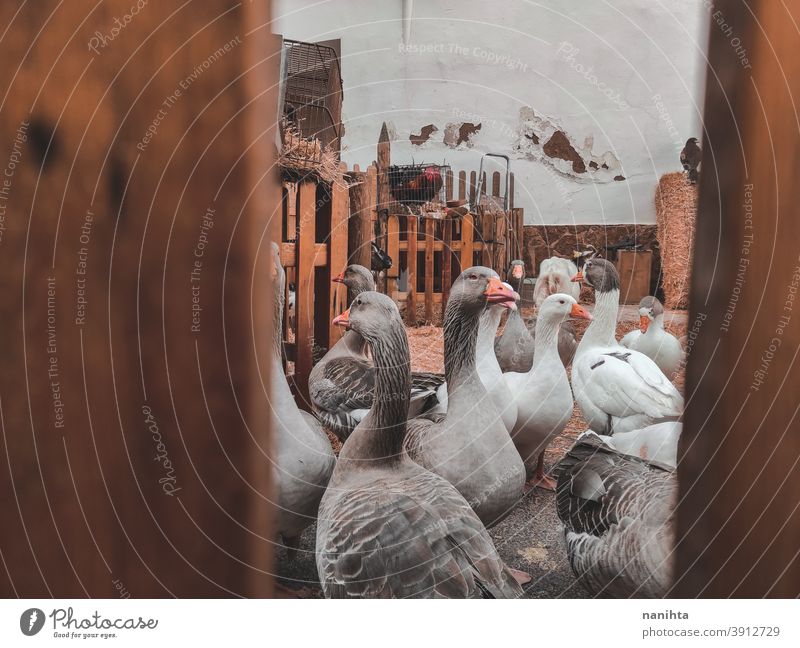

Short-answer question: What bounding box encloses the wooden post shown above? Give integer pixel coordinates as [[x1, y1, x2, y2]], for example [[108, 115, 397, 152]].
[[0, 0, 277, 597], [376, 123, 391, 293], [424, 218, 435, 323], [330, 168, 350, 345], [347, 164, 374, 269], [406, 215, 418, 325], [295, 181, 317, 408], [386, 214, 400, 296], [674, 0, 800, 597]]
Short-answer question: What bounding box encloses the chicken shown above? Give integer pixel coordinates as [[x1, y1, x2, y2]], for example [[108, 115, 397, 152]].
[[680, 137, 701, 184], [389, 165, 444, 204]]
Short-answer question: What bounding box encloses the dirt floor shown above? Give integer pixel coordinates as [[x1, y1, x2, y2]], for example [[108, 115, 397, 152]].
[[278, 304, 688, 598]]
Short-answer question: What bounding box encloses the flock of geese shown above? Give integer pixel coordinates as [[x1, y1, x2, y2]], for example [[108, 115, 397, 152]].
[[269, 241, 685, 598]]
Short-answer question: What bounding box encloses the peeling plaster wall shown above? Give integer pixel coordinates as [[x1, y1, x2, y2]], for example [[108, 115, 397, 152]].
[[273, 0, 706, 225]]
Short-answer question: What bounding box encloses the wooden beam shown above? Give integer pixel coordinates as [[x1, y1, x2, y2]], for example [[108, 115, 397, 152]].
[[0, 0, 277, 597], [675, 0, 800, 597], [461, 213, 474, 271]]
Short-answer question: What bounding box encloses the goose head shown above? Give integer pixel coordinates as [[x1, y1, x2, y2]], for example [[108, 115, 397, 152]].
[[637, 296, 664, 332], [571, 258, 620, 293], [333, 291, 402, 341], [539, 293, 593, 324], [506, 260, 526, 292], [450, 266, 518, 314], [333, 264, 375, 298]]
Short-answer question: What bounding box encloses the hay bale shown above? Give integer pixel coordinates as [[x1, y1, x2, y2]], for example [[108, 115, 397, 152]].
[[655, 172, 698, 309]]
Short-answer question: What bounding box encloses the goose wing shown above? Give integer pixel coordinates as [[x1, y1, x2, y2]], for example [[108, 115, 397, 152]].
[[577, 349, 683, 420], [555, 436, 676, 597], [317, 471, 522, 599]]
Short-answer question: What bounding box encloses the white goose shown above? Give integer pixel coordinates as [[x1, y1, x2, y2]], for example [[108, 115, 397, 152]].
[[504, 294, 592, 490], [571, 259, 683, 435], [620, 296, 683, 379]]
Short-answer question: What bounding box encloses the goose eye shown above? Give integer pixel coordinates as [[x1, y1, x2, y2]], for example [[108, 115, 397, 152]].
[[356, 298, 362, 306], [468, 273, 478, 280], [559, 300, 565, 304]]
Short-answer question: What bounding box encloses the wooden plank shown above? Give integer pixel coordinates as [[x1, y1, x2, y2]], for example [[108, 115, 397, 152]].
[[330, 165, 350, 345], [469, 170, 477, 206], [509, 172, 515, 210], [425, 218, 435, 322], [458, 170, 467, 200], [295, 180, 317, 408], [461, 213, 474, 271], [481, 208, 493, 267], [406, 215, 418, 325], [442, 217, 453, 311], [0, 0, 277, 597], [386, 214, 400, 296], [495, 212, 507, 274], [492, 171, 501, 197], [279, 242, 327, 268], [674, 0, 800, 597], [394, 292, 444, 304], [445, 168, 454, 201], [616, 250, 652, 305]]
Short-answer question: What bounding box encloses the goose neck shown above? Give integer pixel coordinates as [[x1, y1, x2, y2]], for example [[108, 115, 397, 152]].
[[443, 297, 482, 390], [341, 323, 410, 463], [532, 315, 562, 370], [578, 289, 619, 352]]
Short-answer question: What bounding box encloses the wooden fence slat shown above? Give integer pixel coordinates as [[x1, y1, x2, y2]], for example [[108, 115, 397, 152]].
[[330, 167, 350, 345], [509, 172, 515, 210], [295, 180, 317, 407], [425, 218, 435, 322], [458, 170, 467, 200], [469, 171, 477, 206], [445, 168, 454, 201], [492, 171, 501, 197], [442, 218, 453, 311], [461, 213, 474, 271], [386, 214, 400, 296], [406, 215, 418, 325]]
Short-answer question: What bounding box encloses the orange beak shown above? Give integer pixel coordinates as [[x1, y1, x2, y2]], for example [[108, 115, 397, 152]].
[[639, 315, 650, 332], [485, 277, 518, 310], [570, 303, 593, 320], [332, 271, 345, 284], [332, 309, 350, 330], [571, 271, 584, 283]]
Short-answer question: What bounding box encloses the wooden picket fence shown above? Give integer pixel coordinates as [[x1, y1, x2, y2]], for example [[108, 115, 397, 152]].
[[280, 167, 349, 406], [383, 169, 524, 325]]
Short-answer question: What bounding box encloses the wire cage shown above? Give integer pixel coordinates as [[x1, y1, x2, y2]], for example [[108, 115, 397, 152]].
[[279, 39, 343, 173], [388, 164, 450, 207]]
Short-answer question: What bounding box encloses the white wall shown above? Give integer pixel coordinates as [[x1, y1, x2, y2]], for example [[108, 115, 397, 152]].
[[273, 0, 707, 225]]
